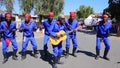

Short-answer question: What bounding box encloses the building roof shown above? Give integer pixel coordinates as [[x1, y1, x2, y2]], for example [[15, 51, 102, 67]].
[[0, 10, 7, 14]]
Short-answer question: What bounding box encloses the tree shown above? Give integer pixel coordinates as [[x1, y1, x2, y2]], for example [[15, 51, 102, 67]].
[[76, 5, 94, 19], [0, 0, 14, 13], [34, 0, 49, 15], [50, 0, 64, 16], [19, 0, 34, 14], [34, 0, 64, 16], [34, 0, 64, 26], [0, 0, 4, 8], [105, 0, 120, 18], [5, 0, 14, 13]]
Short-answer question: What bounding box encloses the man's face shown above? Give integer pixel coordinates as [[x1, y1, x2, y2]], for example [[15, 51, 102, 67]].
[[103, 16, 108, 22], [25, 17, 30, 22], [6, 16, 12, 22], [48, 16, 53, 22], [60, 18, 65, 24], [70, 16, 74, 22]]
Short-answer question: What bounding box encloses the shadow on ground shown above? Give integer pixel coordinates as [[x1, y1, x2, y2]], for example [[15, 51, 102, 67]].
[[77, 50, 106, 60], [7, 51, 14, 59], [77, 50, 96, 57], [78, 29, 96, 35], [19, 50, 36, 58], [39, 50, 53, 68]]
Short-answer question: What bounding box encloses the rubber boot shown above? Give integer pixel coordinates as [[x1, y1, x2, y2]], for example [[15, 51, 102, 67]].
[[21, 52, 26, 60], [12, 50, 18, 60], [65, 48, 69, 58], [95, 50, 100, 60], [72, 48, 77, 57], [57, 55, 64, 64], [43, 50, 49, 59], [33, 50, 38, 58], [2, 53, 8, 64], [52, 56, 57, 68], [103, 48, 110, 61]]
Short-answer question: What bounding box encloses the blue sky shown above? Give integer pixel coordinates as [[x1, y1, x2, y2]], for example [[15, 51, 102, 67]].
[[1, 0, 109, 15], [63, 0, 109, 15]]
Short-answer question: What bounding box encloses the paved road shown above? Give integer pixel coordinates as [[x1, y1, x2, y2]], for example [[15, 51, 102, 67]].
[[0, 29, 120, 68]]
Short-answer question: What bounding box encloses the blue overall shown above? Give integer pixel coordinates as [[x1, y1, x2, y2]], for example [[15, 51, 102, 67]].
[[0, 21, 18, 54], [65, 19, 79, 49], [96, 20, 112, 51], [19, 20, 38, 52], [42, 19, 57, 50], [51, 22, 66, 57]]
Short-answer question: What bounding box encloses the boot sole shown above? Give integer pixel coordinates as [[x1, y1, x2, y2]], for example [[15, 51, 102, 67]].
[[2, 59, 8, 64]]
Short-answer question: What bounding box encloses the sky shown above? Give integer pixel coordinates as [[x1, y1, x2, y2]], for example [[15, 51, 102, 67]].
[[1, 0, 109, 15], [63, 0, 109, 15]]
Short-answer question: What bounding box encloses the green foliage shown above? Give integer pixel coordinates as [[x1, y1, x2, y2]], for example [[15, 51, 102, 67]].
[[76, 5, 94, 19], [0, 0, 14, 13], [34, 0, 64, 16], [0, 0, 4, 8], [0, 0, 64, 16], [19, 0, 34, 14], [105, 0, 120, 18]]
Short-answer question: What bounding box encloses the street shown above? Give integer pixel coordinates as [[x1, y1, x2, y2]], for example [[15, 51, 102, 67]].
[[0, 29, 120, 68]]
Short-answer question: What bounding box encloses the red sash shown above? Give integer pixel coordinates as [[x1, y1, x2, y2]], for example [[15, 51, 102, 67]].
[[6, 38, 10, 46]]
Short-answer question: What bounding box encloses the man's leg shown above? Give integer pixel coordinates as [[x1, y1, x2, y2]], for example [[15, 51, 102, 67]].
[[21, 37, 29, 60], [57, 42, 64, 64], [2, 38, 8, 64], [43, 35, 49, 57], [30, 37, 38, 58], [52, 45, 58, 68], [103, 37, 110, 60], [11, 38, 18, 60], [95, 37, 101, 60], [65, 35, 70, 58], [72, 36, 78, 57]]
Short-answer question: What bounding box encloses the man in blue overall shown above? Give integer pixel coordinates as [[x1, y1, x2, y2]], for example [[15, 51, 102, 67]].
[[95, 14, 112, 60], [0, 13, 5, 23], [0, 13, 18, 63], [0, 14, 5, 41], [19, 13, 38, 60], [51, 14, 66, 68], [65, 12, 82, 58], [42, 12, 57, 58]]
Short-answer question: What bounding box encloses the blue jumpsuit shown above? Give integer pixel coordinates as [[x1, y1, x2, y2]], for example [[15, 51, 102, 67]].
[[65, 19, 79, 49], [51, 23, 66, 57], [19, 20, 38, 52], [0, 21, 18, 54], [42, 19, 57, 50], [96, 20, 112, 51]]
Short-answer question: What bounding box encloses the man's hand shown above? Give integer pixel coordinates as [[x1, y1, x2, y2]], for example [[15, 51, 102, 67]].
[[74, 26, 82, 32], [2, 29, 5, 32], [56, 34, 61, 39], [96, 22, 99, 26], [33, 26, 37, 31], [22, 27, 24, 31], [12, 29, 16, 32], [73, 29, 77, 32], [77, 26, 82, 30]]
